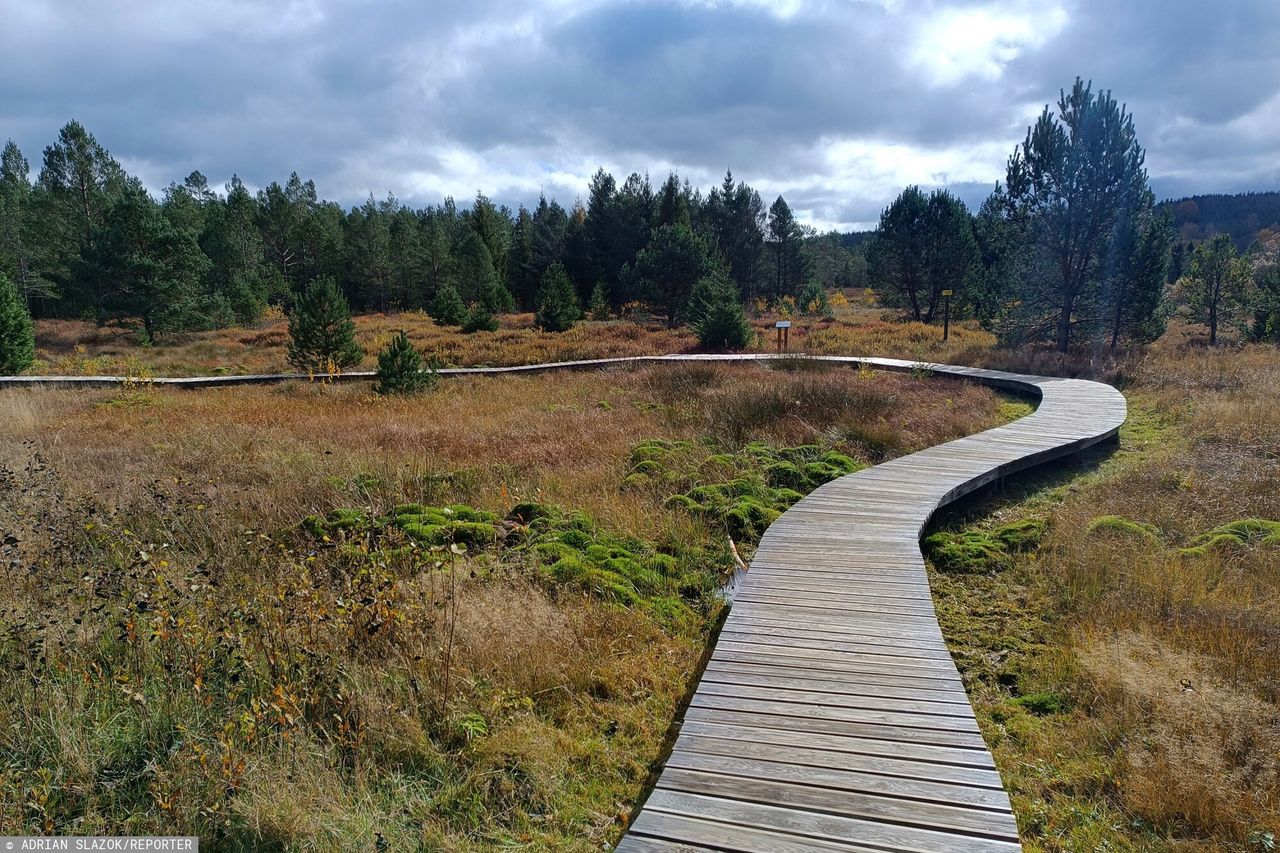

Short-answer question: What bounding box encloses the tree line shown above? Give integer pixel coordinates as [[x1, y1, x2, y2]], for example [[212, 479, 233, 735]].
[[0, 121, 855, 343], [867, 78, 1280, 352]]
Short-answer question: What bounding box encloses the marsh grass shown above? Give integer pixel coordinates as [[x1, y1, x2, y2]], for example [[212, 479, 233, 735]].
[[0, 362, 1004, 849], [930, 328, 1280, 851]]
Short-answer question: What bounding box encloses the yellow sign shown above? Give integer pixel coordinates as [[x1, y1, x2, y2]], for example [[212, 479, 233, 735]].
[[941, 289, 954, 297]]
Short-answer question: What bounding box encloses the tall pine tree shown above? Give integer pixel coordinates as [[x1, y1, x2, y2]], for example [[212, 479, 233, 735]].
[[0, 141, 55, 307], [1002, 79, 1151, 351]]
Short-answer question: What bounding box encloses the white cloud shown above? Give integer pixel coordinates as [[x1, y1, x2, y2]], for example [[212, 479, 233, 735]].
[[909, 1, 1068, 86]]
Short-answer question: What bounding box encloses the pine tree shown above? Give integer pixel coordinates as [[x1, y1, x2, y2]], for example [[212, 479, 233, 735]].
[[869, 187, 977, 323], [429, 281, 466, 326], [588, 281, 610, 320], [706, 170, 766, 302], [461, 302, 499, 333], [0, 140, 55, 307], [287, 276, 363, 371], [1003, 79, 1151, 351], [375, 330, 436, 395], [766, 196, 810, 300], [73, 184, 210, 340], [656, 172, 691, 228], [798, 279, 832, 318], [535, 262, 582, 332], [0, 272, 35, 374], [1182, 235, 1251, 345], [687, 271, 751, 350], [455, 229, 514, 314], [347, 194, 394, 311], [635, 224, 715, 327], [1105, 202, 1172, 348]]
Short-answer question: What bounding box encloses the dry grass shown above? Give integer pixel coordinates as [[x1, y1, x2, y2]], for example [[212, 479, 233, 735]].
[[931, 326, 1280, 852], [0, 361, 1005, 849], [28, 302, 995, 378], [31, 313, 698, 377]]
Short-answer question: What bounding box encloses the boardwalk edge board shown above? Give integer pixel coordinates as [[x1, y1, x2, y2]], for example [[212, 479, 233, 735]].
[[1, 354, 1126, 851]]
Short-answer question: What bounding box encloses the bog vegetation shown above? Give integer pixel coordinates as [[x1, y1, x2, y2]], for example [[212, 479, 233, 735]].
[[0, 361, 1004, 848]]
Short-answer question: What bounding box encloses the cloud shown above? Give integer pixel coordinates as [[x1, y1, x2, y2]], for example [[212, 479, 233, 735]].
[[1, 0, 1279, 230], [909, 1, 1069, 86]]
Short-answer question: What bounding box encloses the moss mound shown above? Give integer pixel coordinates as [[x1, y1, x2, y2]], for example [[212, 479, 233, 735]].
[[924, 530, 1012, 573], [391, 503, 500, 548], [505, 502, 708, 627], [1010, 691, 1069, 716], [992, 518, 1048, 552], [1087, 514, 1160, 541], [925, 517, 1048, 574], [301, 499, 715, 629], [630, 438, 863, 544], [1181, 518, 1280, 556]]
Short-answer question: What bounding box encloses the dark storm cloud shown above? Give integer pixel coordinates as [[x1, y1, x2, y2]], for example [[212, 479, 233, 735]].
[[2, 0, 1278, 229]]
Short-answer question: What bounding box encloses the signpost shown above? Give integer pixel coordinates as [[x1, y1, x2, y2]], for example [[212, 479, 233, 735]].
[[775, 320, 791, 353], [941, 289, 953, 343]]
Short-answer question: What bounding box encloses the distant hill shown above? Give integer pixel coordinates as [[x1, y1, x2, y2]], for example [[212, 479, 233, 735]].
[[1159, 191, 1280, 250]]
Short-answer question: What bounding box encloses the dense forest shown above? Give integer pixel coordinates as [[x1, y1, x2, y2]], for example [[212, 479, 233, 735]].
[[3, 79, 1280, 365], [1160, 191, 1280, 249], [0, 121, 863, 340]]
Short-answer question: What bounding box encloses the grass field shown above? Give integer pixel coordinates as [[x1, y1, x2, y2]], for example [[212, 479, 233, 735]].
[[0, 357, 1005, 849], [929, 329, 1280, 852], [27, 302, 996, 377], [7, 302, 1279, 851]]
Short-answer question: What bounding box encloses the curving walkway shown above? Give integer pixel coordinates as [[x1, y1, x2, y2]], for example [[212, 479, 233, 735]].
[[2, 355, 1126, 851], [617, 358, 1125, 853]]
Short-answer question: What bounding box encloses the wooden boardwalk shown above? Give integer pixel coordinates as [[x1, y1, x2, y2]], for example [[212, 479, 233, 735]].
[[614, 357, 1126, 853], [2, 355, 1127, 851]]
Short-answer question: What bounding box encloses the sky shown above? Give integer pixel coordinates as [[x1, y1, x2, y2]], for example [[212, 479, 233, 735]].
[[2, 0, 1279, 231]]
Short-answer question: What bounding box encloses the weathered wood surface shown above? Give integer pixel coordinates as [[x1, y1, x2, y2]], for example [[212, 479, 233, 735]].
[[615, 357, 1125, 852], [1, 354, 1126, 851]]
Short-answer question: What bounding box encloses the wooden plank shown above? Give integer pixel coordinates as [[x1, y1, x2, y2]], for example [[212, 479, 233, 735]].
[[672, 728, 1006, 788], [643, 790, 1022, 853], [664, 749, 1015, 810]]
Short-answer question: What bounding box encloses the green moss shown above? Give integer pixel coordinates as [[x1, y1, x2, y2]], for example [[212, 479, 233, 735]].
[[620, 473, 651, 490], [1087, 515, 1160, 541], [924, 530, 1012, 574], [327, 508, 367, 530], [771, 488, 806, 508], [992, 518, 1048, 552], [664, 494, 706, 513], [1181, 518, 1280, 556], [442, 504, 498, 524], [1010, 691, 1068, 716], [630, 437, 864, 547], [508, 502, 554, 524], [998, 399, 1035, 423], [764, 460, 805, 490], [721, 499, 781, 541], [301, 514, 327, 537], [301, 508, 370, 537]]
